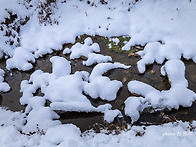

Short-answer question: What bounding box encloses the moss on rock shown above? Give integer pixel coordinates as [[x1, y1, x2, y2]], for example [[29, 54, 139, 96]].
[[106, 36, 139, 54]]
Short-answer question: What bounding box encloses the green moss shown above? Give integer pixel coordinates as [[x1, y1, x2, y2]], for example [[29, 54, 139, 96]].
[[100, 36, 109, 43], [118, 36, 130, 43], [106, 36, 136, 54], [73, 35, 142, 54]]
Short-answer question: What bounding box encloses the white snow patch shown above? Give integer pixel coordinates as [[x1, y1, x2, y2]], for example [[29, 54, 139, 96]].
[[20, 56, 126, 126], [109, 37, 120, 45], [122, 0, 196, 64], [6, 47, 35, 71], [84, 62, 131, 101], [136, 42, 182, 73], [125, 59, 196, 123], [39, 124, 83, 147], [0, 0, 195, 71], [0, 108, 25, 129], [104, 109, 122, 123], [50, 56, 71, 77], [64, 37, 112, 66], [83, 53, 112, 66], [0, 69, 10, 92], [64, 37, 100, 59], [124, 97, 143, 123], [0, 0, 196, 146], [22, 96, 60, 133], [1, 112, 196, 147]]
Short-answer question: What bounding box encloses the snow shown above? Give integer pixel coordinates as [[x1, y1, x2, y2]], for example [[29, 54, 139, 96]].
[[22, 96, 61, 133], [0, 108, 25, 129], [0, 0, 29, 22], [0, 0, 196, 146], [137, 42, 182, 73], [20, 56, 128, 130], [39, 124, 83, 147], [104, 109, 122, 123], [50, 56, 71, 77], [0, 68, 10, 92], [6, 47, 35, 71], [109, 37, 120, 45], [0, 126, 29, 147], [0, 109, 196, 147], [0, 0, 195, 71], [82, 53, 112, 66], [125, 59, 196, 123], [64, 37, 100, 59], [84, 62, 131, 101], [128, 80, 163, 107], [124, 97, 143, 123], [122, 0, 196, 64], [160, 59, 187, 87], [64, 37, 112, 66]]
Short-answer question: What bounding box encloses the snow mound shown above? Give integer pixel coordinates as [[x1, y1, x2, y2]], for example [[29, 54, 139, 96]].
[[64, 37, 112, 66], [22, 96, 60, 133], [84, 62, 131, 101], [122, 0, 196, 64], [20, 56, 127, 131], [110, 37, 120, 45], [6, 47, 35, 71], [2, 0, 196, 71], [50, 56, 71, 77], [124, 97, 143, 123], [1, 107, 196, 147], [0, 0, 196, 145], [104, 109, 122, 123], [63, 37, 100, 59], [136, 42, 182, 73], [125, 59, 196, 123], [0, 68, 10, 92], [83, 53, 112, 66], [0, 108, 25, 129], [39, 124, 82, 147]]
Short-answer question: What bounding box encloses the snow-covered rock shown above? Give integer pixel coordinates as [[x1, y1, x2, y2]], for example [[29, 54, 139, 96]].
[[84, 62, 131, 101], [125, 59, 196, 123], [0, 69, 10, 92]]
